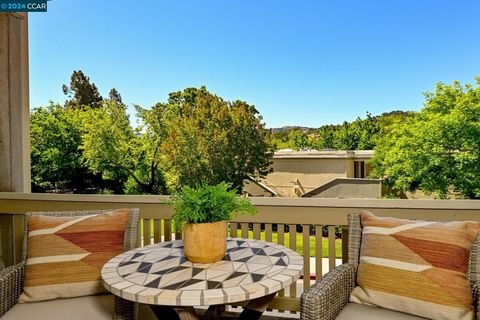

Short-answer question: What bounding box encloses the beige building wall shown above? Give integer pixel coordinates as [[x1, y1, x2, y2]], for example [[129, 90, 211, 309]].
[[345, 159, 355, 178], [268, 158, 348, 196], [259, 150, 374, 197]]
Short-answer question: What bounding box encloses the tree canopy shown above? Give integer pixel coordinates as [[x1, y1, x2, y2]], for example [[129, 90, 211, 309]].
[[271, 111, 412, 151], [371, 78, 480, 199], [76, 101, 168, 194], [33, 70, 480, 198], [30, 103, 111, 192], [137, 87, 274, 192], [32, 72, 274, 194], [62, 70, 103, 109], [108, 88, 123, 104]]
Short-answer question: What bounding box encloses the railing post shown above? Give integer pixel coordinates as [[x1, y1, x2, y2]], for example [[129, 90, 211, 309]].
[[342, 227, 349, 264], [315, 225, 323, 282], [0, 214, 14, 268], [14, 214, 24, 264]]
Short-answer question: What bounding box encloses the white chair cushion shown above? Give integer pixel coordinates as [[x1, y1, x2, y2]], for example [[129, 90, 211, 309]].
[[336, 303, 428, 320], [3, 294, 157, 320]]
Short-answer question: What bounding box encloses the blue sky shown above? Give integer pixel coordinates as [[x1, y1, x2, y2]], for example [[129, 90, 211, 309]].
[[29, 0, 480, 128]]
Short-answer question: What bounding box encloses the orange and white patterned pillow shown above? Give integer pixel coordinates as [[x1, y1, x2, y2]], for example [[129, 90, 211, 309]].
[[19, 209, 129, 303], [350, 211, 479, 320]]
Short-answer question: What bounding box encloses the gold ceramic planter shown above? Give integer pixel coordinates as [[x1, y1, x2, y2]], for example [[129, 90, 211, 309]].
[[183, 220, 227, 263]]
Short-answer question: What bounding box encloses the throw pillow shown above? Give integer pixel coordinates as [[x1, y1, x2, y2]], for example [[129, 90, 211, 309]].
[[350, 211, 479, 320], [19, 209, 129, 303]]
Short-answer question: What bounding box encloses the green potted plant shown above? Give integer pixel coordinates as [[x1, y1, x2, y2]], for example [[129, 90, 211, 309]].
[[171, 182, 256, 263]]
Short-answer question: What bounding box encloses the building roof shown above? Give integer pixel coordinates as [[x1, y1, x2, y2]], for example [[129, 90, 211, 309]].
[[274, 149, 374, 159]]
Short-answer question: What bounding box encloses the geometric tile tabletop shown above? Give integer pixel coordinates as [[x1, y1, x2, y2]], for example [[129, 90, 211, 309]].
[[101, 238, 303, 306]]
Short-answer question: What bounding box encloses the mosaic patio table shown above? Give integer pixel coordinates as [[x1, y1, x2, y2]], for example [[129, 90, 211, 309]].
[[101, 238, 303, 320]]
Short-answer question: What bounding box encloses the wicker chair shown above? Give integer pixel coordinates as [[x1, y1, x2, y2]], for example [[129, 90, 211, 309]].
[[300, 213, 480, 320], [0, 208, 155, 320]]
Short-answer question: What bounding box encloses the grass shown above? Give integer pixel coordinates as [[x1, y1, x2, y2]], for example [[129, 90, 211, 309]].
[[141, 219, 343, 258], [235, 230, 342, 258]]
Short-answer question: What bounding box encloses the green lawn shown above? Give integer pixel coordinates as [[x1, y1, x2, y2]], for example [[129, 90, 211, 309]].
[[235, 230, 342, 258], [141, 220, 342, 258]]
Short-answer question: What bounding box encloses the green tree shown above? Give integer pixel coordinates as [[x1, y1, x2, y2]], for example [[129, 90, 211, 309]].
[[333, 121, 358, 150], [271, 127, 317, 150], [30, 103, 104, 192], [289, 130, 310, 150], [62, 70, 103, 109], [271, 129, 292, 149], [109, 88, 123, 104], [140, 87, 274, 192], [376, 110, 414, 129], [312, 125, 337, 149], [77, 101, 167, 194], [274, 113, 393, 151], [371, 78, 480, 199], [331, 114, 380, 150], [354, 113, 381, 150]]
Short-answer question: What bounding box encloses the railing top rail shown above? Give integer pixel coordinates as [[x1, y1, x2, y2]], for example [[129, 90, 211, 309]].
[[1, 192, 480, 210]]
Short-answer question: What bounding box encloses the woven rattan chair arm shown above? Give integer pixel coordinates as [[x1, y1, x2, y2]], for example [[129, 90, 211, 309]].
[[113, 296, 138, 320], [0, 263, 25, 318], [300, 263, 356, 320], [471, 282, 480, 320]]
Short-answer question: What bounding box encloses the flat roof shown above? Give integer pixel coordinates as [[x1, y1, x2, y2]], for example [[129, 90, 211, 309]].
[[273, 149, 374, 159]]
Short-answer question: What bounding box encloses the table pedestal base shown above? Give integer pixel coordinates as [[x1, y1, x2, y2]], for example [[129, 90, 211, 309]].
[[150, 293, 276, 320]]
